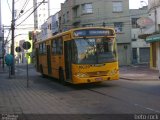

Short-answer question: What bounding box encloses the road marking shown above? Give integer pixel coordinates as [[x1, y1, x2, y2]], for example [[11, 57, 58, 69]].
[[134, 103, 160, 113], [15, 68, 26, 72], [88, 89, 160, 113]]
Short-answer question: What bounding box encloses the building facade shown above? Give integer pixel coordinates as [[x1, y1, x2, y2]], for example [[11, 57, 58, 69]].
[[130, 7, 150, 64], [142, 0, 160, 69], [39, 13, 59, 41], [33, 0, 49, 30], [58, 0, 131, 65], [47, 13, 59, 37]]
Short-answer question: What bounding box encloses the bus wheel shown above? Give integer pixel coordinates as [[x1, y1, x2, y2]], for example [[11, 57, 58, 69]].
[[59, 68, 66, 85]]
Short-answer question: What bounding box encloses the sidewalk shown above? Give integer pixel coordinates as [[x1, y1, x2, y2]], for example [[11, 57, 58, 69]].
[[0, 66, 8, 73], [0, 64, 159, 81], [119, 64, 159, 81]]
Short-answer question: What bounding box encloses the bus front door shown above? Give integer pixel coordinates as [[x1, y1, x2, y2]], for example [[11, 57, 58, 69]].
[[47, 45, 52, 74], [64, 41, 72, 81]]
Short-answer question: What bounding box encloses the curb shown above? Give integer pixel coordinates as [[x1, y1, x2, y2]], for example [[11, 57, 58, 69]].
[[120, 77, 159, 81], [0, 71, 8, 74]]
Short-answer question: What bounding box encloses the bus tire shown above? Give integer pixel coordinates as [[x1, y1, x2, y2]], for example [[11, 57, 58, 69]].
[[59, 68, 66, 85]]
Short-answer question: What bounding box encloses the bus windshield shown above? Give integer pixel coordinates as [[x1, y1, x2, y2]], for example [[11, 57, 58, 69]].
[[72, 37, 117, 64]]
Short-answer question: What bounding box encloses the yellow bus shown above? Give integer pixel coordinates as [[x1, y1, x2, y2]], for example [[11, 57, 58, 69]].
[[35, 27, 119, 84]]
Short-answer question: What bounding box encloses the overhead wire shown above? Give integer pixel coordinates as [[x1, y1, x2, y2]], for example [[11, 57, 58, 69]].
[[21, 0, 30, 11], [16, 0, 45, 27], [15, 0, 21, 3], [15, 5, 34, 20], [4, 29, 11, 45], [15, 0, 31, 20], [7, 0, 12, 13]]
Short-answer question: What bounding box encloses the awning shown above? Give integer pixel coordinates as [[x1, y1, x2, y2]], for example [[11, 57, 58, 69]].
[[146, 34, 160, 43], [138, 34, 152, 39]]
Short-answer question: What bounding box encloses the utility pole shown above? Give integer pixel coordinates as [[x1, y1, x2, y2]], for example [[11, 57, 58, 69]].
[[11, 0, 15, 75], [33, 0, 38, 30], [155, 9, 157, 32], [48, 0, 50, 17], [153, 0, 157, 32], [2, 26, 4, 69]]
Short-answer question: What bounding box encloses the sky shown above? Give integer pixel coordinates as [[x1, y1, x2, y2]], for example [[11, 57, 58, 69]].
[[1, 0, 148, 30]]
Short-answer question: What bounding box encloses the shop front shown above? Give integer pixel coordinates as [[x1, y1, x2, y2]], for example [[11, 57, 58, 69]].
[[146, 34, 160, 69]]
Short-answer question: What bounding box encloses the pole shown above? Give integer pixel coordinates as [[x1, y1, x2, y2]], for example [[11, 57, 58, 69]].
[[48, 0, 50, 17], [33, 0, 38, 30], [2, 26, 5, 70], [9, 66, 11, 78], [155, 9, 157, 32], [11, 0, 15, 75], [27, 57, 29, 88]]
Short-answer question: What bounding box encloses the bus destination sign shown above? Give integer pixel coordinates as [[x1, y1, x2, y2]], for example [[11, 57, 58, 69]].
[[74, 29, 114, 37]]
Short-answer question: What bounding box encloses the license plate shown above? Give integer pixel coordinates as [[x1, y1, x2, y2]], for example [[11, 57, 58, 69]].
[[95, 78, 103, 81]]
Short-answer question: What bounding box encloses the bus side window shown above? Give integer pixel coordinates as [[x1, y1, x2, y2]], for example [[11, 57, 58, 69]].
[[58, 38, 63, 55], [52, 38, 63, 55], [43, 42, 46, 54], [39, 43, 43, 54], [52, 40, 56, 54]]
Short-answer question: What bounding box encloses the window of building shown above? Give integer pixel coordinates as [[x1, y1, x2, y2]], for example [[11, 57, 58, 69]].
[[132, 48, 137, 63], [63, 14, 66, 23], [50, 24, 52, 30], [132, 34, 137, 41], [67, 11, 69, 22], [114, 22, 123, 33], [73, 7, 79, 17], [48, 24, 51, 30], [82, 24, 93, 27], [82, 3, 93, 14], [132, 18, 140, 28], [132, 38, 137, 41], [112, 2, 123, 12], [59, 17, 61, 26]]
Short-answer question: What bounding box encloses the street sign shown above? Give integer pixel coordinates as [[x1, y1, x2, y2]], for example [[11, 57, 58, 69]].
[[15, 46, 21, 53], [137, 17, 154, 28], [23, 41, 31, 50], [5, 54, 13, 66]]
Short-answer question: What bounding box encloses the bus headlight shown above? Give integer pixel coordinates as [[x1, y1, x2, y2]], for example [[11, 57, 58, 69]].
[[108, 69, 117, 75], [76, 73, 89, 78]]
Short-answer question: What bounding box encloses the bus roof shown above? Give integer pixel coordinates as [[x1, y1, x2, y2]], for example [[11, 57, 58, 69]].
[[35, 27, 115, 44]]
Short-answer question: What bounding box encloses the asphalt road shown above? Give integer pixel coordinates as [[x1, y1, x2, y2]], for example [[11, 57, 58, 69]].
[[14, 64, 160, 114], [1, 64, 160, 119]]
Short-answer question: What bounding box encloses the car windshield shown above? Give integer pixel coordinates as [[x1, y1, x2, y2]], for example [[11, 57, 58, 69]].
[[71, 37, 117, 64]]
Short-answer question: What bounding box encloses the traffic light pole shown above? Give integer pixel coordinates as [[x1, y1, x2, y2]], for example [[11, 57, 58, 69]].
[[11, 0, 15, 75]]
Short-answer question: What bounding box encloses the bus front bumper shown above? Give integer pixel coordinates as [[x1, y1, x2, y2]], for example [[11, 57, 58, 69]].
[[72, 75, 119, 84]]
